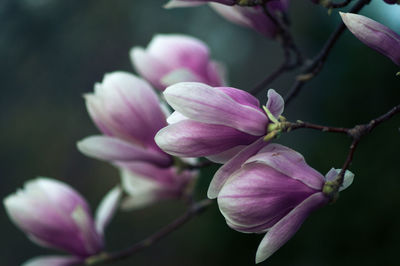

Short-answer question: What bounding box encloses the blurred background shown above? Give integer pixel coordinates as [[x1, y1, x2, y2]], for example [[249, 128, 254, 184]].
[[1, 0, 399, 265]]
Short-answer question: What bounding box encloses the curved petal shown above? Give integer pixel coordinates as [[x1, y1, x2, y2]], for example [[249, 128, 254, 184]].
[[22, 256, 81, 266], [166, 111, 189, 124], [255, 192, 328, 263], [205, 145, 246, 164], [245, 144, 325, 190], [95, 72, 167, 145], [266, 89, 284, 118], [77, 136, 172, 167], [161, 68, 203, 87], [207, 138, 267, 199], [164, 82, 268, 135], [147, 34, 210, 77], [130, 47, 169, 90], [155, 120, 259, 158], [215, 86, 260, 108], [95, 186, 122, 236]]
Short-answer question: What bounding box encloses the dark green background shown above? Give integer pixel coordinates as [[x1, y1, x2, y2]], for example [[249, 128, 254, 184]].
[[1, 0, 399, 265]]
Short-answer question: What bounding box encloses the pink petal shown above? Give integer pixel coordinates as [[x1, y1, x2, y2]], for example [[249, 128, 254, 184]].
[[207, 138, 267, 199], [246, 144, 325, 190], [164, 82, 268, 135], [77, 136, 172, 167], [255, 192, 328, 263], [155, 120, 259, 158]]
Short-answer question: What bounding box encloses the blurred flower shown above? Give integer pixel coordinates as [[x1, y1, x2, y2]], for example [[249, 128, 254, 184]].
[[210, 0, 289, 38], [214, 144, 354, 263], [4, 178, 121, 266], [78, 72, 198, 209], [155, 82, 284, 163], [130, 34, 226, 91], [77, 71, 172, 167], [340, 12, 400, 66], [164, 0, 235, 8], [118, 162, 197, 210]]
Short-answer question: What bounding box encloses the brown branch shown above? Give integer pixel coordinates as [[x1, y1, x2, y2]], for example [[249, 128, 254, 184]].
[[284, 0, 371, 106], [86, 199, 213, 265]]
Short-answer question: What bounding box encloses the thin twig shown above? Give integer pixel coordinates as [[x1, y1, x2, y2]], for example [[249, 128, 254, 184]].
[[284, 0, 371, 106], [87, 199, 213, 265]]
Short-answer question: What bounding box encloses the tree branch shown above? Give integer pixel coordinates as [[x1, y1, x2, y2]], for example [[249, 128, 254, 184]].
[[284, 0, 371, 106], [86, 199, 213, 265]]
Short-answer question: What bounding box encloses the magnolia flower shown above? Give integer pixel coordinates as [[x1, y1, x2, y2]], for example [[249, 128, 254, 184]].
[[340, 12, 400, 66], [130, 34, 226, 91], [4, 178, 121, 266], [214, 144, 354, 263], [155, 82, 284, 163], [77, 72, 197, 209], [77, 71, 172, 168], [164, 0, 235, 8]]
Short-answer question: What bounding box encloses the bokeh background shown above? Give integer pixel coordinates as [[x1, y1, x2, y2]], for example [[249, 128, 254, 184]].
[[1, 0, 399, 265]]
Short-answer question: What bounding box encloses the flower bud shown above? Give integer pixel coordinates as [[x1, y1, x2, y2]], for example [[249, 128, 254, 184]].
[[214, 144, 354, 263], [4, 178, 121, 265], [77, 71, 172, 168], [130, 34, 226, 91], [340, 12, 400, 65], [155, 83, 285, 163]]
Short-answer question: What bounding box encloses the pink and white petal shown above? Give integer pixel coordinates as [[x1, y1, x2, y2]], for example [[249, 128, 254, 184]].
[[155, 120, 259, 158], [164, 0, 206, 8], [266, 89, 285, 118], [99, 72, 167, 145], [70, 206, 104, 255], [130, 47, 169, 90], [119, 168, 163, 210], [205, 145, 246, 164], [246, 144, 325, 190], [255, 192, 328, 263], [84, 93, 115, 136], [77, 136, 172, 167], [147, 34, 210, 75], [22, 256, 82, 266], [161, 68, 203, 87], [207, 138, 267, 199], [95, 186, 122, 236], [164, 82, 268, 135], [215, 86, 260, 108], [166, 111, 189, 124]]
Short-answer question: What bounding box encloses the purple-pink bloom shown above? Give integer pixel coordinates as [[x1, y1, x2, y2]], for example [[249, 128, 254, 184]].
[[214, 144, 354, 263], [77, 71, 172, 168], [4, 178, 121, 265], [155, 82, 284, 163], [164, 0, 235, 8], [130, 34, 226, 91], [340, 12, 400, 66], [78, 71, 197, 208]]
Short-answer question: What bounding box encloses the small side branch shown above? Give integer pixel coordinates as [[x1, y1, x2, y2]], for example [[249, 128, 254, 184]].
[[284, 0, 371, 106], [87, 199, 213, 265]]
